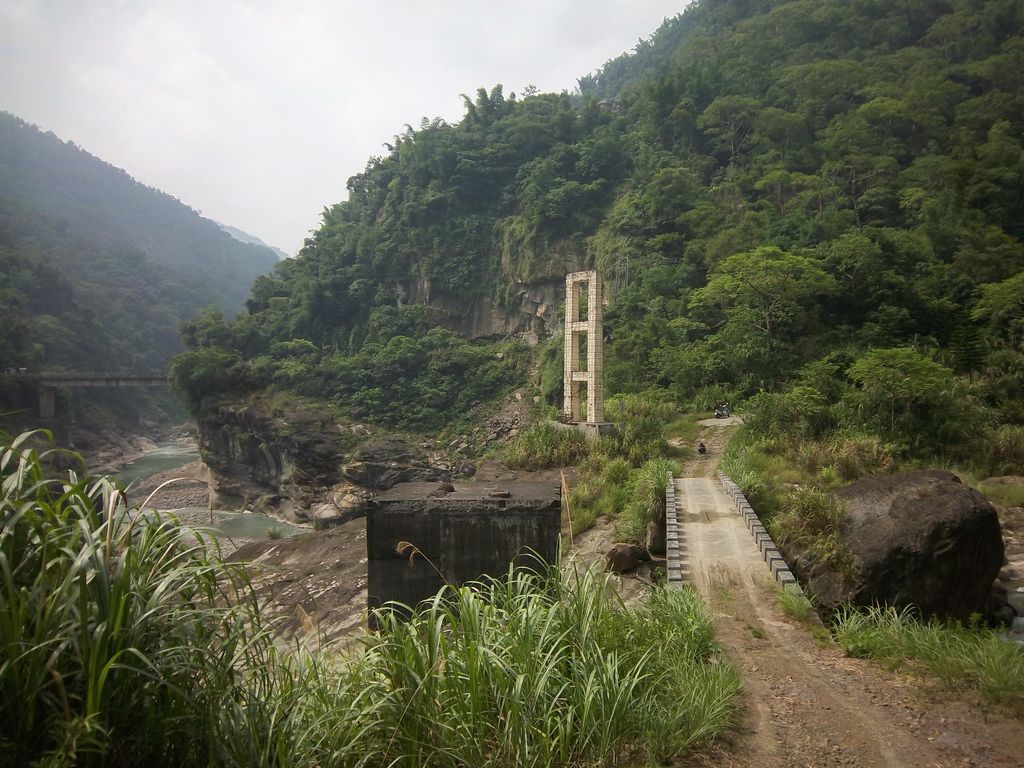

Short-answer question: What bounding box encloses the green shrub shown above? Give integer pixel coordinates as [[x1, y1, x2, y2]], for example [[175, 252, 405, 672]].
[[719, 442, 785, 517], [601, 457, 632, 485], [843, 348, 993, 461], [744, 386, 830, 440], [595, 484, 630, 517], [607, 392, 678, 424], [504, 421, 589, 469], [827, 433, 895, 480], [690, 384, 739, 412], [618, 413, 667, 466], [769, 488, 852, 575], [983, 424, 1024, 476], [617, 458, 672, 544], [833, 606, 1024, 707], [535, 336, 564, 406], [566, 477, 603, 530]]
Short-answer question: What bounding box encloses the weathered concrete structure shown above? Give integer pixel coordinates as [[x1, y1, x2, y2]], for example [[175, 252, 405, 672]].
[[563, 271, 607, 426], [366, 481, 560, 620], [9, 371, 168, 419]]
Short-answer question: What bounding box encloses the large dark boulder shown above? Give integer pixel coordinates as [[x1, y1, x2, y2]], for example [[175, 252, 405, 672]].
[[792, 470, 1004, 621]]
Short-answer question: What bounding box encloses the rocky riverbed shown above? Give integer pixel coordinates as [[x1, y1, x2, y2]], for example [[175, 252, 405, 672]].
[[125, 457, 209, 509]]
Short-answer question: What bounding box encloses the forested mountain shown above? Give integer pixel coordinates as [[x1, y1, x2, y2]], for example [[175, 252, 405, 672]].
[[218, 222, 290, 260], [175, 0, 1024, 466], [0, 199, 196, 372], [0, 113, 282, 436], [0, 113, 281, 373], [0, 113, 280, 313]]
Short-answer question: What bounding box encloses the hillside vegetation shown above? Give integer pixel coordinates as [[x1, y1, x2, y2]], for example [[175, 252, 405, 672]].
[[175, 0, 1023, 466], [0, 113, 281, 318], [0, 113, 280, 428]]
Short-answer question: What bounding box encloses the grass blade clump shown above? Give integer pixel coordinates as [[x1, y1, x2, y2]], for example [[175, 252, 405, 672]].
[[0, 433, 282, 766], [504, 422, 589, 469], [833, 605, 1024, 707], [617, 457, 673, 544], [354, 567, 739, 766]]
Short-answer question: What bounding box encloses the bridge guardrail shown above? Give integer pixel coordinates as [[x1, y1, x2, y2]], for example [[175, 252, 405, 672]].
[[716, 471, 804, 594]]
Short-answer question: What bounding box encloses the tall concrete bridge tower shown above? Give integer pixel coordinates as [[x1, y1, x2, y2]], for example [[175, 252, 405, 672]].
[[563, 270, 606, 426]]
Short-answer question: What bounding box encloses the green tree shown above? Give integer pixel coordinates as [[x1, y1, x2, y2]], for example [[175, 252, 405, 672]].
[[971, 272, 1024, 348], [844, 347, 987, 456], [690, 246, 836, 360]]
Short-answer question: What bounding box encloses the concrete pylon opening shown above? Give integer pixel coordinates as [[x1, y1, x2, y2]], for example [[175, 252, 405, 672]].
[[563, 271, 614, 438]]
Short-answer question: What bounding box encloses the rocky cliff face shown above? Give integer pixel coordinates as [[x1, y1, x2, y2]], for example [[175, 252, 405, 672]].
[[198, 396, 356, 521], [197, 394, 474, 525], [402, 277, 564, 344]]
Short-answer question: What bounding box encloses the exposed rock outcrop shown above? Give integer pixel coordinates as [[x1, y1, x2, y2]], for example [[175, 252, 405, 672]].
[[340, 436, 447, 489], [197, 396, 469, 525], [402, 277, 564, 344], [791, 470, 1005, 621], [198, 396, 356, 521]]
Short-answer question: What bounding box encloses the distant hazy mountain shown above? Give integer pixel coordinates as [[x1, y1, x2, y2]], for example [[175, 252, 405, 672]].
[[0, 112, 279, 312], [0, 112, 280, 376], [217, 222, 289, 260]]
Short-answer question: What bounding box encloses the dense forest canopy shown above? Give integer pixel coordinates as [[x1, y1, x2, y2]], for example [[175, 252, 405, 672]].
[[175, 0, 1024, 461]]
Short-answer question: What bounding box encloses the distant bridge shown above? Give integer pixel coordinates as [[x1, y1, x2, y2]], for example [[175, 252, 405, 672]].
[[7, 370, 168, 419]]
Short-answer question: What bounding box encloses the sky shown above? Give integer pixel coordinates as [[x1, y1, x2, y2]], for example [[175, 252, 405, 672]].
[[0, 1, 690, 256]]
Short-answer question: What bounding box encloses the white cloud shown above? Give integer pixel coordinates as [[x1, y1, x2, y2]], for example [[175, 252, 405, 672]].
[[0, 0, 691, 255]]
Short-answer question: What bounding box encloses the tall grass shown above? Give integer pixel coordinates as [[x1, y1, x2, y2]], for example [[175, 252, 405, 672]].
[[833, 605, 1024, 707], [769, 488, 852, 575], [775, 585, 817, 624], [606, 392, 678, 424], [504, 421, 589, 469], [3, 432, 740, 766], [0, 432, 281, 766], [353, 569, 740, 765], [976, 478, 1024, 508], [617, 458, 673, 544]]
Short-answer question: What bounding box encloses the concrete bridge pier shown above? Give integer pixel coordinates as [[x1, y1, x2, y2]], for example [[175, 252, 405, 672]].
[[39, 387, 56, 420]]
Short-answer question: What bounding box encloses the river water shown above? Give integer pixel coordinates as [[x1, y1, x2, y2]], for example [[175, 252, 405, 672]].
[[114, 439, 307, 542], [115, 441, 200, 486]]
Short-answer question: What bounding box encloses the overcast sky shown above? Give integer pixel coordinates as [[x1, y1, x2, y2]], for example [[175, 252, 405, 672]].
[[0, 1, 690, 255]]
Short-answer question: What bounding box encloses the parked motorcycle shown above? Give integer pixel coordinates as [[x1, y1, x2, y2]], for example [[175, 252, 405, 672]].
[[714, 403, 730, 418]]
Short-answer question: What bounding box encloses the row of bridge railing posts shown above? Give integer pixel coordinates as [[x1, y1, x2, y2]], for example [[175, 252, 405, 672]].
[[716, 470, 804, 594], [665, 477, 685, 589]]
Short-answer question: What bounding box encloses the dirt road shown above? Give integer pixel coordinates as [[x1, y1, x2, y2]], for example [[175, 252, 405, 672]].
[[682, 424, 1022, 768]]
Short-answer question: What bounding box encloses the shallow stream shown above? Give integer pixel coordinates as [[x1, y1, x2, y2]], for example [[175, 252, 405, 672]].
[[114, 439, 305, 542], [114, 440, 199, 487]]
